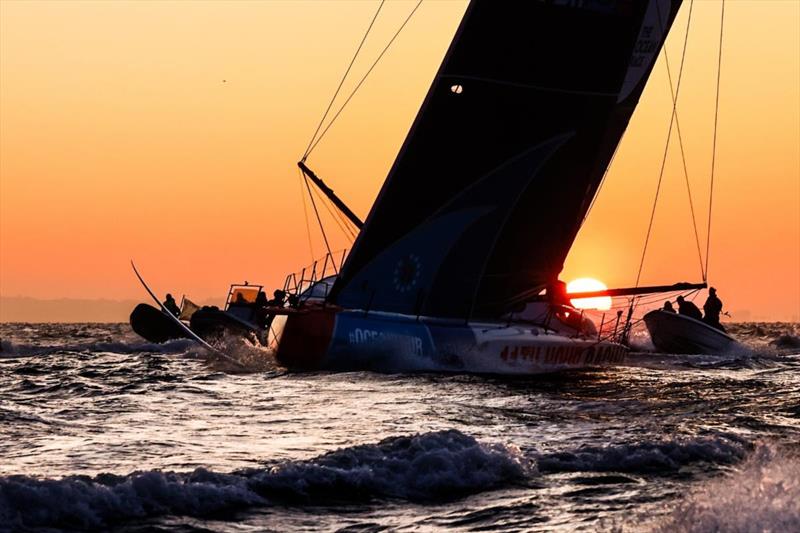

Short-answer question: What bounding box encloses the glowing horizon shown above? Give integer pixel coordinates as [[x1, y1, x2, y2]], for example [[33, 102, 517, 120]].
[[1, 1, 798, 321]]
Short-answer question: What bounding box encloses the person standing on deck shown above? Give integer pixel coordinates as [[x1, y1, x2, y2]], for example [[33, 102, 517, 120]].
[[676, 295, 702, 321], [703, 287, 725, 331]]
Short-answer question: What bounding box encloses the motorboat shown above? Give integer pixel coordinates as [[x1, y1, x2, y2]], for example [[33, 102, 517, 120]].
[[644, 309, 739, 354]]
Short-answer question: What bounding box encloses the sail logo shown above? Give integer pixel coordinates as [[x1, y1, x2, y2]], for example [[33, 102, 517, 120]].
[[393, 254, 421, 293], [617, 0, 670, 103], [631, 26, 658, 67]]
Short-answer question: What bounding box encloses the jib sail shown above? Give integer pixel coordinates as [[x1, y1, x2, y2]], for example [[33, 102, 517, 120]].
[[330, 0, 683, 318]]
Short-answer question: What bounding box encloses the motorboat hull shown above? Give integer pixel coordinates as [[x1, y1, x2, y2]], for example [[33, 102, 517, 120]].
[[189, 307, 261, 343], [129, 304, 188, 343], [276, 308, 627, 374], [643, 309, 738, 354]]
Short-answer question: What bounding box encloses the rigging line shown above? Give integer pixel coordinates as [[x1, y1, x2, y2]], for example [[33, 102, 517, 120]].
[[706, 0, 726, 280], [308, 176, 358, 241], [317, 182, 359, 240], [302, 173, 338, 274], [309, 180, 357, 243], [328, 199, 358, 241], [305, 0, 424, 159], [662, 0, 705, 280], [302, 0, 385, 161], [635, 0, 693, 288], [333, 202, 359, 241], [297, 167, 315, 262]]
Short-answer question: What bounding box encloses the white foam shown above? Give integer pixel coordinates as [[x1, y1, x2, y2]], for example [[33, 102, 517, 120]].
[[0, 469, 263, 529], [649, 442, 800, 532]]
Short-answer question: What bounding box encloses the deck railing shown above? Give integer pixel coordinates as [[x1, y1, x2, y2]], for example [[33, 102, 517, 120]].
[[283, 249, 347, 299]]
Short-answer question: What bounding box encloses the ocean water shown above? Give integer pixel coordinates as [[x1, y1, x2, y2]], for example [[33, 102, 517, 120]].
[[0, 322, 798, 532]]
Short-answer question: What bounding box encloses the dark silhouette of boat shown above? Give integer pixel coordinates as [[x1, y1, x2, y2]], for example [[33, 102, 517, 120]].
[[129, 303, 186, 344], [130, 284, 268, 345], [644, 309, 739, 354]]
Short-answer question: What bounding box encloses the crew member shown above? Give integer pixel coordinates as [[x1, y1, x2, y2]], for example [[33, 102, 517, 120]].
[[662, 301, 676, 313], [703, 287, 725, 331], [676, 295, 702, 320], [268, 289, 287, 307], [257, 289, 287, 334], [254, 291, 269, 329], [163, 293, 181, 317]]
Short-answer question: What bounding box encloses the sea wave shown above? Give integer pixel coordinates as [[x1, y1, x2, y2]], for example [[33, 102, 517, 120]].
[[248, 429, 532, 502], [649, 442, 800, 532], [0, 338, 194, 358], [536, 434, 749, 474], [0, 430, 531, 530]]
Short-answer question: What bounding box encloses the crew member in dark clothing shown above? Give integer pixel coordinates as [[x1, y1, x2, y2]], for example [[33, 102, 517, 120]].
[[662, 301, 676, 313], [254, 291, 269, 329], [287, 294, 300, 308], [257, 290, 287, 335], [163, 293, 181, 317], [703, 287, 725, 331], [676, 295, 702, 320], [267, 290, 287, 307]]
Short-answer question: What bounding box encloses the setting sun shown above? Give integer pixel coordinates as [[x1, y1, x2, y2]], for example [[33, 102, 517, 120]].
[[567, 278, 612, 310]]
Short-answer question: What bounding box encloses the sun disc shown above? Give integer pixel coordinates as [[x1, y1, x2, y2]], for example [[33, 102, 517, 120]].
[[567, 278, 612, 310]]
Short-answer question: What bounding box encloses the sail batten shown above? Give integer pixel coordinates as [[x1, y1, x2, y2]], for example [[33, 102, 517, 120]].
[[330, 0, 683, 319]]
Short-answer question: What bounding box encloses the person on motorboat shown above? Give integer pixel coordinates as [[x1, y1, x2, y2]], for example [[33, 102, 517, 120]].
[[702, 287, 726, 332], [662, 301, 676, 313], [287, 294, 300, 308], [163, 293, 181, 317], [254, 291, 270, 329], [676, 295, 702, 320], [267, 289, 287, 307]]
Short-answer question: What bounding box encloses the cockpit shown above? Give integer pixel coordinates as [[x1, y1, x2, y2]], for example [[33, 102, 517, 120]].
[[225, 284, 264, 323]]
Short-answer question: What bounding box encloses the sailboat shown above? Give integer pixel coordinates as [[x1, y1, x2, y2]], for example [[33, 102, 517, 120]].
[[268, 0, 696, 373]]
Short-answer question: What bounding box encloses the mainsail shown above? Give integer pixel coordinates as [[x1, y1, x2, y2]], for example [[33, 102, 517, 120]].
[[330, 0, 683, 319]]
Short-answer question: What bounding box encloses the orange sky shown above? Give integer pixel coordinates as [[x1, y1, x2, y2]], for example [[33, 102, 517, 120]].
[[1, 0, 798, 321]]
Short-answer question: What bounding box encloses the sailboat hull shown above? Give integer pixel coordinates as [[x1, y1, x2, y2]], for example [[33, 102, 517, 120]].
[[643, 309, 738, 355], [276, 309, 627, 374]]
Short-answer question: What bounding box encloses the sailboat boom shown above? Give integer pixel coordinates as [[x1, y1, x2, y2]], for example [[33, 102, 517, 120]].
[[555, 282, 707, 301], [298, 161, 364, 230]]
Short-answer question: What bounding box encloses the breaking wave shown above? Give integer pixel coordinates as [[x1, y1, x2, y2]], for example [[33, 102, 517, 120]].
[[0, 429, 759, 530], [536, 434, 749, 474], [0, 430, 531, 530], [650, 442, 800, 532]]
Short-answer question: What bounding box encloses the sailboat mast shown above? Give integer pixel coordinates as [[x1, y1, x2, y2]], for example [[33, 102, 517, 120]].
[[297, 161, 364, 230]]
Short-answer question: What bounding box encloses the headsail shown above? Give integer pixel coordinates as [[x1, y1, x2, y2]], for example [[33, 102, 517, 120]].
[[330, 0, 683, 318]]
